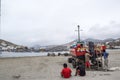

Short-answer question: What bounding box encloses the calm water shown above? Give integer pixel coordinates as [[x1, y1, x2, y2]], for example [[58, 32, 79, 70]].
[[0, 49, 120, 58], [0, 51, 69, 58], [107, 49, 120, 53]]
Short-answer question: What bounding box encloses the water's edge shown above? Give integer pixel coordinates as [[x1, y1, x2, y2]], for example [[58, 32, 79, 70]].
[[0, 49, 120, 58], [0, 51, 69, 58]]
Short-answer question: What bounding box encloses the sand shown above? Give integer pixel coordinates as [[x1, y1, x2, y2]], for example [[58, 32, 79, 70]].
[[0, 50, 120, 80]]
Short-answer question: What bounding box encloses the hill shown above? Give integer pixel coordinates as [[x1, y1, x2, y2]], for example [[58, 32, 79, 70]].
[[0, 39, 18, 47], [0, 39, 28, 52], [1, 37, 120, 52]]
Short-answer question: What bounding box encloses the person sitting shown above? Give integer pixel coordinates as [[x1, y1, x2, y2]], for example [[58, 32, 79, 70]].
[[75, 62, 86, 76], [61, 63, 72, 78]]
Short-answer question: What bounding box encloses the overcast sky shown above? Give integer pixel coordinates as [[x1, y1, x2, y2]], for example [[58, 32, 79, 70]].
[[1, 0, 120, 46]]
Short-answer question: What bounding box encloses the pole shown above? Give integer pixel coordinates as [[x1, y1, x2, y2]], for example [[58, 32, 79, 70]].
[[0, 7, 1, 54], [77, 25, 80, 42]]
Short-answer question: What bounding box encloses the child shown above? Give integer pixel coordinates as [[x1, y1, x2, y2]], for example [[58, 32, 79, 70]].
[[85, 52, 91, 69], [75, 62, 86, 76], [61, 63, 72, 78]]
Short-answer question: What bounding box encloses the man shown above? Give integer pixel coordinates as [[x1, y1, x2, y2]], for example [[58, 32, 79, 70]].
[[61, 63, 72, 78], [75, 62, 86, 76], [103, 50, 109, 71], [85, 52, 91, 69]]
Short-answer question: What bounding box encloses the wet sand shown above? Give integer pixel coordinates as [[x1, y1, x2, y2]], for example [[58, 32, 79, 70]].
[[0, 50, 120, 80]]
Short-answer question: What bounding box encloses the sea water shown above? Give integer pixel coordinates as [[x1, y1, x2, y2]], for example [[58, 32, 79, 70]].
[[0, 51, 69, 58], [0, 49, 120, 58]]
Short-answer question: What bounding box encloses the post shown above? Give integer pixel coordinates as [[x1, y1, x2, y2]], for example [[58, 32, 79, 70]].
[[0, 12, 1, 54], [77, 25, 80, 42]]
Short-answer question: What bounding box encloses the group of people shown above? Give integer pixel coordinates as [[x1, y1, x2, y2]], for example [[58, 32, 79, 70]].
[[61, 56, 87, 78], [61, 62, 86, 78], [61, 49, 109, 78]]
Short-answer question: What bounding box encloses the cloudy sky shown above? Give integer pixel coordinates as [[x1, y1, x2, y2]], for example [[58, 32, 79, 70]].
[[1, 0, 120, 46]]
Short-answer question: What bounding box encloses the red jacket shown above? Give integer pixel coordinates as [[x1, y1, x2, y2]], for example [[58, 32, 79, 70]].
[[61, 67, 72, 78]]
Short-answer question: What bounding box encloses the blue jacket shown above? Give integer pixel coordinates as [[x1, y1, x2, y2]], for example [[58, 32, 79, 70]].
[[103, 52, 109, 59]]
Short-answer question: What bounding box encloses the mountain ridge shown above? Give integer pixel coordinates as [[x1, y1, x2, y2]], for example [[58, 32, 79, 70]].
[[0, 38, 120, 52]]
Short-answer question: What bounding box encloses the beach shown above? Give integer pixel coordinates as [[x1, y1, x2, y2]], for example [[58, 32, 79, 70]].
[[0, 50, 120, 80]]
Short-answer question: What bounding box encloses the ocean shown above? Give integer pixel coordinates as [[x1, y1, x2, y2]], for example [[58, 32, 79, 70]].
[[0, 49, 120, 58], [0, 51, 69, 58]]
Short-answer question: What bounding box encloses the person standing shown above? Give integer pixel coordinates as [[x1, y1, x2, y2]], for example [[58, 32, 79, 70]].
[[61, 63, 72, 78], [85, 52, 91, 69], [103, 50, 109, 71]]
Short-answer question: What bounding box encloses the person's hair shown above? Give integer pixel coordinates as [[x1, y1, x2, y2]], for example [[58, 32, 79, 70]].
[[79, 60, 84, 65], [103, 49, 106, 52], [63, 63, 67, 68], [81, 44, 83, 47]]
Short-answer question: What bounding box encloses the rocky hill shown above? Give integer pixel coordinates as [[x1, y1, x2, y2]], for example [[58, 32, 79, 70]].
[[0, 39, 18, 47], [45, 45, 68, 52], [61, 38, 120, 49], [1, 37, 120, 52], [103, 38, 115, 42], [0, 39, 28, 52]]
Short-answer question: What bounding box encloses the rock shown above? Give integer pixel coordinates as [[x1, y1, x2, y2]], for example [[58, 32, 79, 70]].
[[109, 67, 120, 71], [47, 53, 50, 56], [58, 53, 61, 56], [12, 74, 21, 79], [63, 53, 69, 56]]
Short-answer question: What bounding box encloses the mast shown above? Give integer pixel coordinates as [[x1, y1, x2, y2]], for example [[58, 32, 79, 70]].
[[77, 25, 80, 42], [0, 11, 1, 54]]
